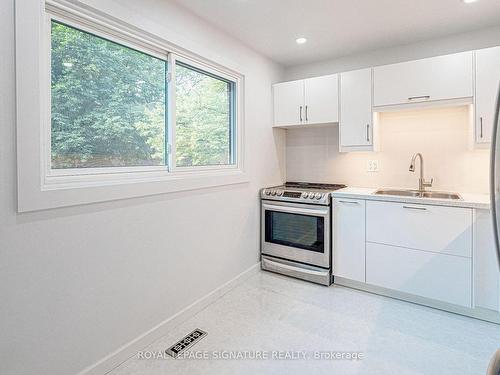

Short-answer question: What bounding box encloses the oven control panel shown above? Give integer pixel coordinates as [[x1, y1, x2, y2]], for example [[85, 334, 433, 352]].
[[261, 188, 329, 205], [283, 191, 301, 198]]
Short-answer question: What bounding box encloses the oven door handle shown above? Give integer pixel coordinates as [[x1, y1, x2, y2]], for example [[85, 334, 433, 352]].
[[262, 203, 329, 217]]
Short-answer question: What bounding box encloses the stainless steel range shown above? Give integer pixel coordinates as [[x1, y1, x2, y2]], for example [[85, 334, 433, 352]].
[[260, 182, 346, 286]]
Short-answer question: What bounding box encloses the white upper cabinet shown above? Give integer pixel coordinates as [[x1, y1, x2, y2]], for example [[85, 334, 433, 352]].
[[373, 52, 473, 107], [273, 80, 304, 127], [475, 46, 500, 144], [340, 68, 372, 147], [273, 48, 499, 149], [273, 74, 338, 127], [304, 74, 339, 125]]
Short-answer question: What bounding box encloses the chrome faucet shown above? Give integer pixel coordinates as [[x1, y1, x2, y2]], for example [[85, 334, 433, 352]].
[[409, 153, 433, 192]]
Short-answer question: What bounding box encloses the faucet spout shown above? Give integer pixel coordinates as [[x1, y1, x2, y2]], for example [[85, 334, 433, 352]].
[[409, 153, 433, 192], [409, 153, 422, 173]]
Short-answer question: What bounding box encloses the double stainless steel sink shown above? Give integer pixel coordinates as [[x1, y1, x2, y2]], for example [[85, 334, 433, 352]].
[[372, 154, 462, 200], [374, 189, 462, 200]]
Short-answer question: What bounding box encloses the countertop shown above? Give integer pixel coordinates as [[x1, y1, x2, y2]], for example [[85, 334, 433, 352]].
[[331, 187, 491, 210]]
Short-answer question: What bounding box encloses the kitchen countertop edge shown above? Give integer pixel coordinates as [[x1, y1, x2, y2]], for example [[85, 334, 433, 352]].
[[331, 187, 491, 210]]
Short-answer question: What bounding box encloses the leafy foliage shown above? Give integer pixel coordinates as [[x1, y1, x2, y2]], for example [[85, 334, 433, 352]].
[[51, 21, 234, 170], [175, 63, 232, 167], [51, 21, 166, 168]]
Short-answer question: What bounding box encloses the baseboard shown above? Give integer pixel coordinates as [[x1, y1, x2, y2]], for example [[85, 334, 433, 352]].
[[334, 276, 500, 324], [76, 262, 261, 375]]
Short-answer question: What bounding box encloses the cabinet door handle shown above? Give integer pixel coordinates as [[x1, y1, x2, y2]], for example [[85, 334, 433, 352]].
[[299, 106, 303, 122], [403, 205, 427, 211], [480, 117, 483, 138], [408, 95, 430, 101], [338, 200, 359, 205], [305, 105, 308, 121], [366, 124, 370, 142]]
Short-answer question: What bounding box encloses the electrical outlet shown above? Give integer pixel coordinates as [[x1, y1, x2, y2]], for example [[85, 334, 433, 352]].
[[367, 160, 379, 172]]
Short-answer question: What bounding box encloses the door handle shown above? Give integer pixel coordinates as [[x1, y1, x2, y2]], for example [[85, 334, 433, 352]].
[[366, 124, 370, 142], [299, 106, 303, 122], [403, 205, 427, 211], [408, 95, 430, 101], [480, 117, 483, 138], [338, 200, 359, 205], [489, 82, 500, 269], [263, 203, 329, 216], [305, 105, 308, 121]]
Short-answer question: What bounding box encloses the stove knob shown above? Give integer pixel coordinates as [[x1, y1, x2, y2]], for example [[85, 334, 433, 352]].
[[301, 192, 308, 199], [309, 192, 315, 199], [263, 189, 270, 195], [315, 193, 323, 199], [271, 190, 277, 196], [277, 190, 283, 196]]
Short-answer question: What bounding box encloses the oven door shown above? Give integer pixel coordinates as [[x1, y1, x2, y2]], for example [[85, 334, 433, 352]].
[[261, 200, 330, 268]]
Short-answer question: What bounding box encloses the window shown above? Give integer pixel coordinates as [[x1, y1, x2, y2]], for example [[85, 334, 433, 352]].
[[49, 21, 237, 173], [175, 62, 235, 167], [16, 0, 246, 211], [51, 21, 167, 169]]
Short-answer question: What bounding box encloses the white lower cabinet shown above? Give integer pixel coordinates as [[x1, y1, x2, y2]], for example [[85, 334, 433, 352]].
[[364, 200, 473, 307], [366, 242, 472, 307], [333, 198, 366, 282], [332, 197, 498, 314]]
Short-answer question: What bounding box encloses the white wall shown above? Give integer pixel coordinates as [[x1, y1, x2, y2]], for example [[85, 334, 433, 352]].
[[285, 25, 500, 80], [0, 1, 284, 375], [286, 106, 489, 194]]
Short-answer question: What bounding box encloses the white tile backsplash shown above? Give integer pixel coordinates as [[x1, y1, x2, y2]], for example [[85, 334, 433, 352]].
[[286, 105, 490, 194]]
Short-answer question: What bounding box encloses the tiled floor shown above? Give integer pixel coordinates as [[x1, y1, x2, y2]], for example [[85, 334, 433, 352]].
[[109, 271, 500, 375]]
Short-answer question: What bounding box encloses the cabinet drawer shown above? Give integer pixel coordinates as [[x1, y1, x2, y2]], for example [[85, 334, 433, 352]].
[[366, 200, 472, 257], [366, 242, 472, 307]]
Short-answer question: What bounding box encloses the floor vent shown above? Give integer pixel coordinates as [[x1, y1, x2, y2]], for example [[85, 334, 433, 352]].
[[165, 328, 207, 358]]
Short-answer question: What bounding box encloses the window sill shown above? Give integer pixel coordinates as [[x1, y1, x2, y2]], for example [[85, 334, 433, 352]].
[[18, 168, 248, 212]]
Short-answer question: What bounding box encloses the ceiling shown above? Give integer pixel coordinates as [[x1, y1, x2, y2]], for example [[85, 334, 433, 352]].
[[173, 0, 500, 67]]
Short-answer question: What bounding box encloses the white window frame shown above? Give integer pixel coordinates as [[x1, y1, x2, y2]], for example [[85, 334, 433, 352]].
[[16, 0, 246, 212], [168, 54, 240, 173]]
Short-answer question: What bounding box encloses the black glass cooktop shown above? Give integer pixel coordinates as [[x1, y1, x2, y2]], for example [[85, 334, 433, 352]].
[[283, 182, 347, 191]]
